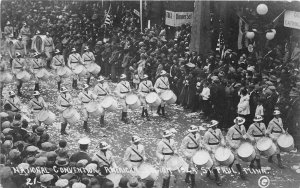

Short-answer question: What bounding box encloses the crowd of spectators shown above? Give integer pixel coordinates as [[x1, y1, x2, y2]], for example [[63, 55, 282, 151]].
[[1, 0, 300, 187]]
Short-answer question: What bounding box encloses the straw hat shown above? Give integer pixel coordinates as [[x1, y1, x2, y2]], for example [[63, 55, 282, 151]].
[[234, 117, 245, 125], [78, 138, 90, 145], [208, 120, 219, 128], [160, 70, 167, 76], [253, 115, 263, 122], [99, 141, 111, 150], [188, 125, 198, 132], [163, 130, 173, 138], [273, 110, 281, 116], [120, 74, 127, 79], [132, 135, 141, 143], [33, 91, 40, 96]]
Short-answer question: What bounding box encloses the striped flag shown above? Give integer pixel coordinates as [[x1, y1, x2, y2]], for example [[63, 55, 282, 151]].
[[216, 31, 225, 53], [237, 17, 249, 50], [104, 4, 112, 26]]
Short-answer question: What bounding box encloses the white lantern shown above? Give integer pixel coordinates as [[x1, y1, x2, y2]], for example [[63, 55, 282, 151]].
[[266, 32, 275, 40], [271, 29, 276, 34], [246, 31, 255, 39], [257, 4, 268, 15]]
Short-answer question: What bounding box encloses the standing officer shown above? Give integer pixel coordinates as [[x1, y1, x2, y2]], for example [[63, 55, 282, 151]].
[[266, 110, 285, 168], [67, 48, 82, 90], [247, 115, 266, 170], [156, 130, 178, 188], [44, 32, 55, 69], [181, 125, 201, 187], [29, 52, 44, 91], [203, 120, 225, 186], [82, 46, 95, 85], [12, 52, 26, 96], [226, 117, 248, 180], [19, 22, 31, 55], [4, 91, 21, 114], [138, 74, 153, 121], [154, 70, 170, 117], [15, 36, 25, 56], [94, 76, 111, 127], [115, 74, 131, 123], [92, 141, 117, 175], [28, 91, 48, 126], [56, 87, 73, 135], [78, 84, 97, 133], [51, 49, 65, 91], [123, 136, 146, 169]]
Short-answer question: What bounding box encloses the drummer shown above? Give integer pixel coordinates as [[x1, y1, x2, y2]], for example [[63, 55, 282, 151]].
[[12, 52, 26, 96], [266, 110, 285, 168], [91, 141, 117, 175], [203, 120, 225, 186], [28, 91, 48, 126], [156, 130, 178, 188], [67, 48, 83, 90], [51, 49, 65, 91], [81, 46, 95, 85], [154, 70, 170, 117], [78, 84, 97, 133], [56, 86, 74, 135], [29, 52, 45, 91], [44, 32, 55, 69], [4, 91, 22, 114], [138, 74, 153, 121], [15, 36, 25, 56], [0, 55, 8, 95], [115, 74, 131, 124], [226, 117, 248, 180], [94, 76, 111, 127], [247, 115, 266, 169], [123, 135, 146, 169], [180, 125, 201, 187]]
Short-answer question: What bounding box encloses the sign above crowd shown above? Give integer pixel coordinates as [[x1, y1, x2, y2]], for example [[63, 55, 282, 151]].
[[165, 10, 193, 27], [284, 10, 300, 30]]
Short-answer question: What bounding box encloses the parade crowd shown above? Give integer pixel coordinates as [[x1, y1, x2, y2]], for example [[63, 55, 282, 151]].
[[1, 0, 300, 188]]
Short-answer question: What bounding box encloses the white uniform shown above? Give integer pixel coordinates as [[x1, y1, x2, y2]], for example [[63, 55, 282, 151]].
[[247, 122, 266, 159], [138, 80, 153, 109], [78, 90, 97, 121], [43, 36, 55, 59], [115, 80, 131, 112], [154, 76, 169, 107], [68, 53, 83, 79], [5, 96, 21, 113], [28, 96, 48, 125], [123, 144, 146, 168], [266, 117, 285, 154], [51, 54, 66, 82], [56, 93, 73, 123]]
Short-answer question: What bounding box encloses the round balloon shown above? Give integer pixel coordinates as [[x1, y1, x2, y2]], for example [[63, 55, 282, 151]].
[[257, 4, 268, 15], [246, 31, 255, 39], [266, 32, 275, 40]]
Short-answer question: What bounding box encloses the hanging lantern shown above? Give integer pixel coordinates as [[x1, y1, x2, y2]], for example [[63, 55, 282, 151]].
[[271, 29, 276, 34], [257, 4, 268, 15], [266, 32, 275, 40], [246, 31, 255, 39]]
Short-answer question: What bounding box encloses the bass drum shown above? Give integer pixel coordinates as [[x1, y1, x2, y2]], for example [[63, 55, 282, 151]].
[[136, 163, 159, 180], [8, 39, 19, 58], [31, 35, 47, 53]]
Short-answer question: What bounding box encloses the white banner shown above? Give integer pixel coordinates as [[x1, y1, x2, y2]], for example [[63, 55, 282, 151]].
[[284, 10, 300, 30], [165, 10, 193, 27]]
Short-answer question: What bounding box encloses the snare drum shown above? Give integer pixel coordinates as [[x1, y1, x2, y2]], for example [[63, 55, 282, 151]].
[[277, 134, 294, 152], [256, 137, 277, 156], [38, 110, 56, 125], [86, 102, 104, 117], [165, 155, 189, 172], [57, 66, 72, 78], [125, 94, 141, 110], [63, 108, 80, 125], [136, 163, 159, 180], [192, 150, 213, 169], [160, 90, 177, 104], [215, 147, 235, 166], [36, 68, 51, 81], [0, 72, 13, 83], [237, 142, 256, 162], [145, 92, 161, 107], [73, 65, 87, 77], [101, 96, 118, 111], [86, 63, 101, 75], [16, 71, 31, 82]]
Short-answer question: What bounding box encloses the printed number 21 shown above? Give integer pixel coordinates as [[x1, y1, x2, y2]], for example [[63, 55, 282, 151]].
[[26, 178, 37, 185]]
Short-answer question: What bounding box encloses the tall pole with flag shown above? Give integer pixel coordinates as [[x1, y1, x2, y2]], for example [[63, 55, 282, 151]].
[[140, 0, 143, 32]]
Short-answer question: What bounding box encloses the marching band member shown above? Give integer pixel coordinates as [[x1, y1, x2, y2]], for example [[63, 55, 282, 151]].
[[203, 120, 225, 186], [44, 32, 55, 69], [247, 115, 266, 170], [51, 49, 66, 91], [115, 74, 131, 123], [15, 36, 25, 56], [94, 76, 111, 126], [67, 48, 82, 90], [4, 91, 21, 114], [78, 84, 97, 133], [56, 87, 74, 135], [181, 125, 201, 187], [28, 91, 48, 126], [138, 74, 153, 121], [4, 21, 14, 52], [266, 110, 285, 168], [156, 130, 178, 188], [12, 52, 26, 96], [30, 52, 45, 91], [92, 141, 117, 175], [154, 70, 170, 117], [0, 55, 8, 95], [226, 117, 248, 180], [123, 135, 146, 169], [82, 46, 95, 85], [19, 22, 31, 55]]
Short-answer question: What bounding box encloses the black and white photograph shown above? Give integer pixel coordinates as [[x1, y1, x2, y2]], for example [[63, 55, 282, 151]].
[[0, 0, 300, 187]]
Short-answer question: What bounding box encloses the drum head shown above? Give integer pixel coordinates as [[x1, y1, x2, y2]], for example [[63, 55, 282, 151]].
[[74, 65, 83, 74], [145, 92, 157, 103], [38, 111, 49, 121], [166, 156, 185, 171], [101, 96, 114, 108], [238, 143, 254, 157], [257, 137, 272, 151], [137, 163, 158, 179], [215, 147, 232, 162], [86, 102, 97, 112], [63, 108, 74, 118], [125, 95, 138, 105], [278, 134, 294, 148], [160, 90, 173, 101], [192, 150, 210, 165]]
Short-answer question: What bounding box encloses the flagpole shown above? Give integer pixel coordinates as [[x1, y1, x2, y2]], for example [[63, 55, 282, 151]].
[[140, 0, 143, 32]]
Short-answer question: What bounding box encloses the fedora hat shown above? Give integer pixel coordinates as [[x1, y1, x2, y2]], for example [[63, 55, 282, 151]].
[[120, 74, 127, 79], [33, 91, 40, 96], [207, 120, 219, 128], [188, 125, 198, 132], [253, 115, 263, 122], [234, 117, 245, 125], [131, 135, 141, 143], [163, 130, 172, 138], [99, 141, 111, 150], [273, 110, 281, 116]]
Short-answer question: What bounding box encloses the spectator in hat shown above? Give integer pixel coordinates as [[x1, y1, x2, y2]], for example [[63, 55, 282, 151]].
[[70, 138, 91, 163], [55, 140, 70, 158]]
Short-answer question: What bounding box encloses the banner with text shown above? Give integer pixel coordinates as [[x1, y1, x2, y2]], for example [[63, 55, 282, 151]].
[[284, 10, 300, 30], [165, 11, 193, 27]]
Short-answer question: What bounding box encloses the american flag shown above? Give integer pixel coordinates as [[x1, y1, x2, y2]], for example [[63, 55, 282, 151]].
[[104, 4, 112, 26]]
